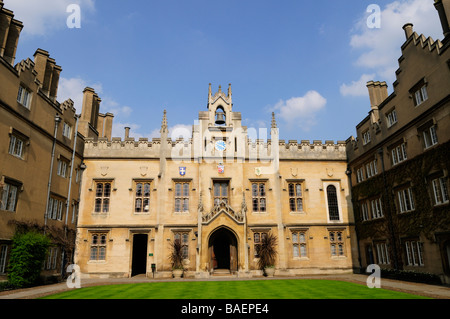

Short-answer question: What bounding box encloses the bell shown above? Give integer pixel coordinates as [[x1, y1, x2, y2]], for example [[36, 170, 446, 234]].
[[215, 113, 226, 125]]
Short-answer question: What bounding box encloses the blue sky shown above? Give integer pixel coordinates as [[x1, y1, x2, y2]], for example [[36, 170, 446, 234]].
[[5, 0, 444, 142]]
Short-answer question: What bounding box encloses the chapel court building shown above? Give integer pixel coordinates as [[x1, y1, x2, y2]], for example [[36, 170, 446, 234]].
[[75, 84, 359, 278], [346, 0, 450, 284], [0, 0, 112, 281]]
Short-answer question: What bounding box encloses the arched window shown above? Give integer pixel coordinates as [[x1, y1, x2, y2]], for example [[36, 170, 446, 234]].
[[326, 185, 340, 221]]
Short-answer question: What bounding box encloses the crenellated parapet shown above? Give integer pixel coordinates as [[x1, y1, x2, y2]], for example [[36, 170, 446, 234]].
[[84, 135, 347, 161]]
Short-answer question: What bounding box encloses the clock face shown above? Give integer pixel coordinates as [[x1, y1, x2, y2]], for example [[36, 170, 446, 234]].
[[215, 140, 226, 151]]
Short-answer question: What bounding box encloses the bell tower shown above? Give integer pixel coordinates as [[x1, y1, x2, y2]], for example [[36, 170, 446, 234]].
[[207, 83, 233, 127], [193, 83, 246, 162]]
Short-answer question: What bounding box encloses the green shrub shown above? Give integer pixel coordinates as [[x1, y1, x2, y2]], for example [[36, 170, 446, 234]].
[[7, 231, 50, 288], [381, 268, 442, 285]]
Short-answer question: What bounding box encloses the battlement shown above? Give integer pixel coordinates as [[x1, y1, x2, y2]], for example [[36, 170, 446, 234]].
[[84, 136, 347, 161]]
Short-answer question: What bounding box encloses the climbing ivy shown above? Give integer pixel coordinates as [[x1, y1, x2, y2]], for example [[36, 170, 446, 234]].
[[351, 140, 450, 268]]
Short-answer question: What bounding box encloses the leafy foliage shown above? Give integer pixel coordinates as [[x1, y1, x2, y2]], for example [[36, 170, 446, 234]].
[[352, 141, 450, 271], [7, 231, 51, 288], [169, 239, 184, 270], [257, 232, 278, 270]]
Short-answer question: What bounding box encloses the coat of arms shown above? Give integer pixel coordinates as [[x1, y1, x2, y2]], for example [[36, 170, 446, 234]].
[[218, 164, 224, 174], [179, 167, 186, 176]]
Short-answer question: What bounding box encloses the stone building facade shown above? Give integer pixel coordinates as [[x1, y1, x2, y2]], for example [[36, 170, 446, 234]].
[[346, 0, 450, 284], [0, 1, 111, 281], [75, 84, 358, 278]]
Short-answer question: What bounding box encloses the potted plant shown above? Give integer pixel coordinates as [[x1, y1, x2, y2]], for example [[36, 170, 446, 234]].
[[257, 232, 278, 277], [169, 239, 184, 278]]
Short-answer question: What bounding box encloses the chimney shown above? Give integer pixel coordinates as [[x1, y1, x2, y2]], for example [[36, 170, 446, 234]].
[[104, 113, 114, 140], [435, 0, 450, 39], [81, 87, 95, 123], [96, 113, 106, 137], [1, 14, 22, 65], [402, 23, 414, 40], [366, 81, 388, 123], [125, 127, 130, 139], [366, 81, 388, 109], [0, 7, 13, 59], [49, 65, 62, 101]]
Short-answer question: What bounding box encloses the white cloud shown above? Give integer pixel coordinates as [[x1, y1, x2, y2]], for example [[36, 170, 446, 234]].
[[340, 73, 375, 97], [272, 90, 327, 131], [3, 0, 95, 35], [343, 0, 443, 96], [58, 76, 142, 138], [58, 77, 101, 110]]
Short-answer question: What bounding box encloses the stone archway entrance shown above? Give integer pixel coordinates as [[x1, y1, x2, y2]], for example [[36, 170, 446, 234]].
[[208, 227, 238, 273]]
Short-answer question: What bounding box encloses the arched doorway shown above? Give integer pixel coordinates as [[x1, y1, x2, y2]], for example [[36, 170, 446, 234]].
[[208, 227, 238, 273]]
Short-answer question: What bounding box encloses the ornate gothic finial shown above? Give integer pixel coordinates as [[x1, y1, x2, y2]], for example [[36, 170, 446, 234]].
[[271, 112, 277, 129], [241, 192, 247, 214], [228, 83, 232, 98], [218, 85, 222, 93], [198, 191, 204, 213], [160, 109, 168, 134]]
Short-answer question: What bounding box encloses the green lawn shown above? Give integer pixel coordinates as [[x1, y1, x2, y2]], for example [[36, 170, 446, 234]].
[[41, 279, 430, 299]]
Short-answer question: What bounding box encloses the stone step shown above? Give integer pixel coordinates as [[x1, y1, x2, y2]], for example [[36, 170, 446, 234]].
[[212, 269, 232, 276]]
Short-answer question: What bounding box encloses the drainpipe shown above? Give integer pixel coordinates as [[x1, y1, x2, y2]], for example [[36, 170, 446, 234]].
[[61, 114, 80, 276], [44, 114, 61, 235], [378, 147, 399, 271], [65, 114, 80, 227]]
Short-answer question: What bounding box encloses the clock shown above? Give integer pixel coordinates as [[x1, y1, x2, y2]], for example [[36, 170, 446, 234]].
[[215, 140, 226, 151]]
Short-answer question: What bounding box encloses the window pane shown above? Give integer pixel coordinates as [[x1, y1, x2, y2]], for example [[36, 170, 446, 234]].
[[221, 183, 227, 197], [288, 184, 294, 197], [214, 183, 220, 197], [144, 183, 151, 196], [259, 184, 265, 196], [104, 183, 111, 197], [293, 245, 299, 257], [183, 198, 189, 211], [299, 233, 305, 243], [183, 183, 189, 197], [135, 198, 142, 212], [252, 184, 258, 196], [300, 245, 307, 257], [331, 244, 336, 256], [329, 232, 335, 242], [326, 185, 340, 220], [252, 198, 258, 212], [289, 198, 295, 212], [175, 199, 181, 212], [292, 233, 298, 243], [99, 247, 106, 260], [96, 183, 103, 197], [95, 199, 102, 212], [102, 199, 109, 212], [296, 184, 302, 197], [260, 198, 266, 212], [175, 183, 181, 196], [136, 183, 142, 196], [90, 247, 98, 260], [296, 198, 303, 211], [254, 233, 260, 243]]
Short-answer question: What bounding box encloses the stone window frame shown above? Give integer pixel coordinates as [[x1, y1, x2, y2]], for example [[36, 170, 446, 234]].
[[133, 179, 152, 214]]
